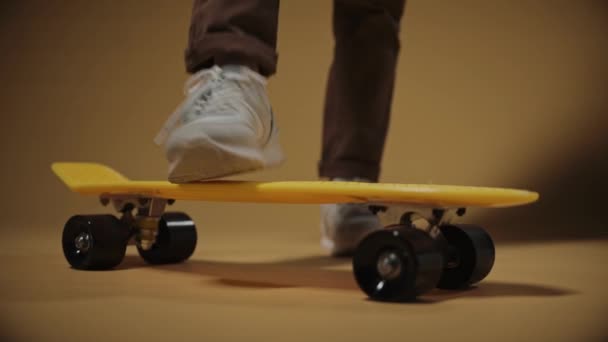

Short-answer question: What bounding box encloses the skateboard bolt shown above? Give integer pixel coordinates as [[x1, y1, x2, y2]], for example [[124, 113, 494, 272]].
[[135, 216, 159, 251], [139, 239, 154, 250], [376, 251, 403, 280], [74, 232, 91, 253], [137, 227, 156, 250]]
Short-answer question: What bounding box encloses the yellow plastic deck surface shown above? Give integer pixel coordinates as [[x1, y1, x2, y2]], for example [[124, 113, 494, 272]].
[[51, 162, 539, 208]]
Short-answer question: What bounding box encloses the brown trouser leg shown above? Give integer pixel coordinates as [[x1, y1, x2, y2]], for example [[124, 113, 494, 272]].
[[185, 0, 406, 181], [320, 0, 405, 182], [185, 0, 280, 76]]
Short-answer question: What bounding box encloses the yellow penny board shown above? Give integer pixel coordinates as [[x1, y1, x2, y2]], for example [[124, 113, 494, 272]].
[[51, 162, 539, 208]]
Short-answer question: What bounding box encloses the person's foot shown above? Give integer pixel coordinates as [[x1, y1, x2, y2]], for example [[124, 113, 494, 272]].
[[320, 178, 383, 256], [155, 65, 284, 183]]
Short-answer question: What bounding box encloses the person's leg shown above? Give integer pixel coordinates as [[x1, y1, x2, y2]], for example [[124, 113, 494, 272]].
[[185, 0, 280, 76], [320, 0, 406, 256], [157, 0, 284, 183], [319, 0, 406, 182]]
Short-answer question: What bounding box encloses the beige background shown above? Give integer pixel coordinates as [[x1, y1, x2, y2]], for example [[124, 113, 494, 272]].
[[0, 1, 607, 341]]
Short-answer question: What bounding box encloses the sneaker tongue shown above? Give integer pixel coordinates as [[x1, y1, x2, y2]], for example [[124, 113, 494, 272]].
[[221, 65, 243, 73], [332, 177, 373, 183], [221, 65, 250, 79], [220, 65, 267, 84]]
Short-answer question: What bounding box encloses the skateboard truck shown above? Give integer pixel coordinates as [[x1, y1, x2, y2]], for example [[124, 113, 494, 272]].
[[100, 195, 173, 250], [375, 205, 466, 239]]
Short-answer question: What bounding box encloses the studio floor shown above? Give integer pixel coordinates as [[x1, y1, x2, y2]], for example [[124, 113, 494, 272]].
[[0, 229, 606, 342]]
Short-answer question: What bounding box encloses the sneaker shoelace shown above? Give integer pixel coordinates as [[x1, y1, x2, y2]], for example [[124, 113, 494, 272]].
[[154, 65, 267, 146]]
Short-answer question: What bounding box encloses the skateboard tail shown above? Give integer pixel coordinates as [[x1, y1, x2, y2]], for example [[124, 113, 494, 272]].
[[51, 162, 130, 192]]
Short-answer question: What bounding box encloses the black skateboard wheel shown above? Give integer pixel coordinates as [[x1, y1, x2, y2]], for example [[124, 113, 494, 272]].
[[353, 226, 443, 301], [137, 212, 197, 264], [62, 214, 129, 270], [437, 224, 495, 289]]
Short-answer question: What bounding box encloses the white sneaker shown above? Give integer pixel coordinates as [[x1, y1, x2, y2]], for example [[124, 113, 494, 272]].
[[155, 65, 285, 183], [320, 178, 383, 256]]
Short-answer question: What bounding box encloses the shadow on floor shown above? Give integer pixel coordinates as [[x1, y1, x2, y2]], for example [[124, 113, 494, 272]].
[[121, 255, 578, 303]]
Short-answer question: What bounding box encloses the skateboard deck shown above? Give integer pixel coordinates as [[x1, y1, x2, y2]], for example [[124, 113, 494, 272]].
[[51, 162, 539, 208]]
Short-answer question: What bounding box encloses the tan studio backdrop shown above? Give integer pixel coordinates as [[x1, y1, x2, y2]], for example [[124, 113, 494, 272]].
[[0, 1, 607, 340], [1, 0, 606, 241]]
